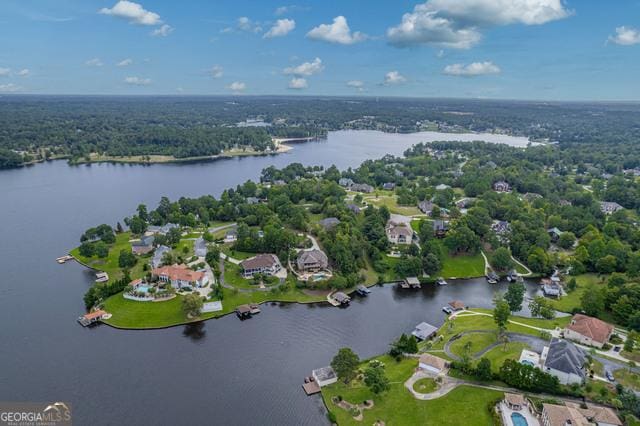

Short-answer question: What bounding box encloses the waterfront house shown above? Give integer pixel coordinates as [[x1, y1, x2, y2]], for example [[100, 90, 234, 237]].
[[151, 245, 170, 269], [319, 217, 341, 230], [131, 235, 155, 255], [542, 402, 621, 426], [194, 237, 207, 257], [245, 197, 260, 205], [542, 338, 585, 385], [296, 249, 329, 272], [418, 353, 448, 374], [382, 182, 395, 190], [448, 300, 465, 311], [564, 314, 614, 349], [240, 254, 282, 278], [224, 229, 238, 243], [547, 227, 564, 243], [411, 322, 438, 341], [78, 309, 109, 326], [600, 201, 623, 214], [332, 292, 350, 305], [350, 183, 374, 193], [386, 221, 413, 245], [418, 200, 434, 215], [338, 177, 354, 188], [312, 366, 338, 387], [152, 264, 208, 289], [493, 180, 511, 192]]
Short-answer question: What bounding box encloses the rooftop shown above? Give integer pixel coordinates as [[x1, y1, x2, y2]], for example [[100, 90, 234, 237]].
[[566, 314, 614, 344]]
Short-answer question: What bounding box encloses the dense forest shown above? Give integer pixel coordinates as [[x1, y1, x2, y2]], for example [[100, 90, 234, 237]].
[[1, 95, 639, 168]]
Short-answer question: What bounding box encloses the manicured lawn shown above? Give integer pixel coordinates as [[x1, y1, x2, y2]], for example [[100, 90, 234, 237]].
[[410, 219, 423, 232], [549, 274, 603, 313], [363, 194, 421, 216], [614, 369, 640, 391], [480, 342, 528, 373], [469, 309, 572, 330], [102, 281, 326, 329], [449, 332, 497, 358], [440, 253, 485, 278], [221, 247, 256, 260], [413, 378, 438, 393], [321, 355, 502, 426]]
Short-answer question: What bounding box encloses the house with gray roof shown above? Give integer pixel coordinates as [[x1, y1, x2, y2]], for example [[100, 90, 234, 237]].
[[418, 200, 434, 215], [194, 237, 207, 257], [151, 245, 171, 269], [296, 249, 329, 272], [351, 183, 374, 193], [600, 201, 623, 215], [319, 217, 341, 230], [411, 322, 438, 341], [542, 338, 585, 385], [338, 177, 354, 187], [131, 235, 155, 255]]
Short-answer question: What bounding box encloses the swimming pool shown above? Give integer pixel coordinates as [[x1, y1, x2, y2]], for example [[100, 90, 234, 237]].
[[511, 412, 528, 426], [136, 285, 150, 293], [521, 360, 535, 367]]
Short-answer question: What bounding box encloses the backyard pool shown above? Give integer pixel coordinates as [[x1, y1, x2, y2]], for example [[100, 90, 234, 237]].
[[511, 412, 528, 426], [137, 285, 150, 293]]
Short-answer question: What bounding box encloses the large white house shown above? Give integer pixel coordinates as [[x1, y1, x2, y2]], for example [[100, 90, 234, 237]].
[[152, 264, 208, 289], [385, 221, 413, 245], [542, 338, 585, 385]]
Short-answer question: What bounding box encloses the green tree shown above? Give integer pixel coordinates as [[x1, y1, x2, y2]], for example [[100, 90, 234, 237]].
[[421, 253, 441, 276], [494, 297, 511, 330], [94, 241, 109, 258], [78, 241, 95, 257], [118, 249, 137, 268], [492, 247, 514, 272], [475, 357, 493, 381], [181, 293, 204, 317], [331, 347, 360, 383], [624, 331, 636, 353], [363, 360, 390, 394], [581, 285, 605, 317], [504, 282, 526, 312], [558, 232, 576, 249], [529, 296, 556, 319]]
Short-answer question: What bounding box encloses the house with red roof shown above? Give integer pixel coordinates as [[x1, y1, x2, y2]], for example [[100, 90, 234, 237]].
[[564, 314, 614, 349], [152, 264, 208, 289]]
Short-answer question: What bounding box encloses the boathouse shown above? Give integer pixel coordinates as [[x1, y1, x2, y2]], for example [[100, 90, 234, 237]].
[[411, 322, 438, 341]]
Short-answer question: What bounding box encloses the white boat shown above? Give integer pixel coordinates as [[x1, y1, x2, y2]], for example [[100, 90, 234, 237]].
[[436, 277, 448, 286]]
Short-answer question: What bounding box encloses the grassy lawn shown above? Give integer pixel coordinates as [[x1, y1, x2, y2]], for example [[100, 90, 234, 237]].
[[413, 378, 438, 393], [440, 253, 485, 278], [102, 282, 326, 329], [71, 232, 146, 283], [481, 342, 528, 373], [448, 332, 497, 358], [549, 274, 603, 313], [363, 194, 421, 216], [321, 355, 502, 426], [469, 308, 572, 330], [221, 247, 256, 260], [614, 369, 640, 391], [410, 219, 423, 232]]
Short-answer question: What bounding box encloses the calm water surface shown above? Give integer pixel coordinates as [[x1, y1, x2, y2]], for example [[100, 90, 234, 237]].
[[0, 130, 532, 425]]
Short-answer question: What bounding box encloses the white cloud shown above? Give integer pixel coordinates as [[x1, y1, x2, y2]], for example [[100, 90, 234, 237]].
[[384, 71, 406, 85], [85, 58, 103, 67], [347, 80, 364, 88], [237, 17, 262, 33], [99, 1, 161, 26], [0, 83, 21, 92], [228, 81, 246, 92], [117, 58, 133, 67], [284, 57, 323, 76], [307, 16, 366, 45], [288, 77, 307, 89], [17, 69, 30, 77], [608, 26, 640, 46], [275, 6, 290, 16], [443, 61, 501, 77], [210, 65, 224, 78], [151, 24, 173, 37], [0, 67, 10, 77], [387, 0, 570, 49], [124, 76, 151, 85], [264, 19, 295, 38]]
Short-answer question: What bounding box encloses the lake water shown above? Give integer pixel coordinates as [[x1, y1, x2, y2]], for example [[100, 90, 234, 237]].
[[0, 130, 532, 425]]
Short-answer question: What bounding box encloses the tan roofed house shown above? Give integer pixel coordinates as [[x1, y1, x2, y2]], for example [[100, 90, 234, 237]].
[[297, 249, 329, 272], [542, 402, 622, 426], [418, 353, 448, 374], [564, 314, 614, 348], [449, 300, 465, 311], [240, 254, 282, 278], [152, 264, 208, 289]]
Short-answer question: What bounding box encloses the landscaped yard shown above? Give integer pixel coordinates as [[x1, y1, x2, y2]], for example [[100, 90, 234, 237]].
[[448, 332, 497, 358], [548, 274, 603, 313], [481, 342, 528, 373], [413, 378, 438, 393], [614, 369, 640, 391], [362, 194, 422, 216], [321, 355, 502, 426], [440, 253, 485, 278]]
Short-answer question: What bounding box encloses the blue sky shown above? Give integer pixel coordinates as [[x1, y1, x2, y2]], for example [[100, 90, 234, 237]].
[[1, 0, 640, 100]]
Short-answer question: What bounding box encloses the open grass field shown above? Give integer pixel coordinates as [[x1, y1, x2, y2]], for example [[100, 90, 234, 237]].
[[548, 274, 603, 313], [481, 342, 528, 373], [363, 194, 422, 216], [441, 253, 485, 278], [449, 332, 497, 358], [321, 355, 502, 426]]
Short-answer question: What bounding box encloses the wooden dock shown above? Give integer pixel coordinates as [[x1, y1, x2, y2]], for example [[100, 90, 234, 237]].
[[302, 381, 321, 395], [56, 255, 74, 264]]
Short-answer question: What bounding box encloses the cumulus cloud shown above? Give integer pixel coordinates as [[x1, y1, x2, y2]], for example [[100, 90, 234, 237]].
[[384, 71, 406, 85], [0, 67, 10, 77], [283, 57, 323, 76], [99, 1, 161, 26], [124, 76, 151, 85], [210, 65, 224, 78], [387, 0, 571, 49], [151, 24, 173, 37], [608, 26, 640, 46], [228, 81, 246, 92], [307, 16, 366, 45], [347, 80, 364, 88], [443, 61, 501, 77], [275, 5, 306, 16], [288, 77, 308, 89], [85, 58, 103, 67], [117, 58, 133, 67], [0, 83, 22, 92], [237, 17, 262, 33], [17, 69, 30, 77], [264, 19, 295, 38]]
